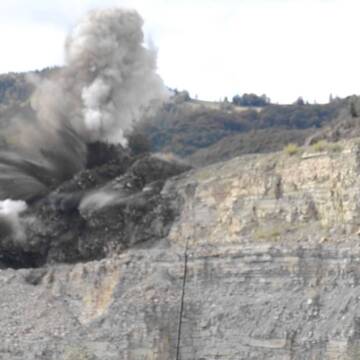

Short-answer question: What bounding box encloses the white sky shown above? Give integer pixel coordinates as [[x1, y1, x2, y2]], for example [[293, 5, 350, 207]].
[[0, 0, 359, 104]]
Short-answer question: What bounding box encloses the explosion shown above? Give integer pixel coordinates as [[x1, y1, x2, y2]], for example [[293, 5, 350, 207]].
[[0, 8, 190, 269], [0, 8, 167, 202]]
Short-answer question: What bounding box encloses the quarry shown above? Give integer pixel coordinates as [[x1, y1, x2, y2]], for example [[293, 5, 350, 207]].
[[1, 4, 360, 360], [2, 138, 360, 359]]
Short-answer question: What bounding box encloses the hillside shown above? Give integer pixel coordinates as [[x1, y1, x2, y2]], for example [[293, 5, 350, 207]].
[[138, 94, 345, 165], [0, 68, 56, 107], [0, 69, 357, 168], [188, 127, 313, 166], [1, 68, 360, 358], [2, 137, 360, 358]]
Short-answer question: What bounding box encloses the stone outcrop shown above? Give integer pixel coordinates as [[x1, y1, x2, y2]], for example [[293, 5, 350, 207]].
[[0, 154, 189, 268], [3, 139, 360, 359]]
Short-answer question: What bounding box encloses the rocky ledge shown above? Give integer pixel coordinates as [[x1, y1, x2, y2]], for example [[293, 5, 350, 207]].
[[3, 139, 360, 359]]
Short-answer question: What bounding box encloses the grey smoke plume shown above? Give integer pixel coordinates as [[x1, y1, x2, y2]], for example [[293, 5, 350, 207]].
[[0, 199, 27, 241], [33, 7, 167, 144], [79, 190, 119, 213], [0, 8, 167, 201]]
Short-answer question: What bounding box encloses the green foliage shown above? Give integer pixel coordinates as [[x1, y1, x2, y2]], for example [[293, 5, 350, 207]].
[[0, 67, 59, 107], [0, 69, 347, 168], [254, 226, 282, 241], [139, 99, 343, 163], [63, 346, 97, 360], [137, 105, 252, 156], [232, 93, 270, 107], [311, 140, 328, 152], [311, 140, 343, 153], [257, 103, 340, 129], [329, 143, 343, 152], [189, 128, 311, 166], [284, 143, 301, 156], [294, 97, 305, 106], [0, 74, 32, 105]]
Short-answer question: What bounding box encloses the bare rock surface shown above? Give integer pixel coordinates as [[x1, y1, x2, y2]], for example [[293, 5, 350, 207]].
[[3, 140, 360, 359], [0, 153, 189, 268]]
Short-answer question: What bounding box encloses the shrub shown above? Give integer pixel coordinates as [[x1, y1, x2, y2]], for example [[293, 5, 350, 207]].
[[64, 346, 96, 360], [311, 140, 328, 152], [283, 143, 300, 156], [328, 143, 343, 153], [311, 140, 342, 153], [254, 226, 282, 240]]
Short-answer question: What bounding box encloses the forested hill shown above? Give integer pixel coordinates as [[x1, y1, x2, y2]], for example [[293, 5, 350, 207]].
[[0, 70, 358, 166], [0, 68, 57, 107], [136, 92, 352, 165]]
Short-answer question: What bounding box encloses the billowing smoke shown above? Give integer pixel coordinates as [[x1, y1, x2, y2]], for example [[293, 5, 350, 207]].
[[33, 7, 166, 144], [79, 190, 119, 213], [0, 8, 167, 201], [0, 200, 27, 241]]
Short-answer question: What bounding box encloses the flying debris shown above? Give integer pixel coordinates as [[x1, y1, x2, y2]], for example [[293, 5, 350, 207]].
[[0, 8, 167, 201]]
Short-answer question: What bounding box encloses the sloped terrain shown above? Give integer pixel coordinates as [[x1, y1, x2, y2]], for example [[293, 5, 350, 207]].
[[188, 127, 312, 166], [139, 97, 343, 163], [2, 69, 360, 359], [0, 147, 190, 268], [2, 139, 360, 358], [0, 71, 350, 167]]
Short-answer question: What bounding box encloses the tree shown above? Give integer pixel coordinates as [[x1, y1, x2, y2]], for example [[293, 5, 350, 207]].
[[232, 93, 270, 107], [294, 97, 305, 106]]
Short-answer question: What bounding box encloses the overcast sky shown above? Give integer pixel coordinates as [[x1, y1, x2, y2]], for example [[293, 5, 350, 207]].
[[0, 0, 359, 104]]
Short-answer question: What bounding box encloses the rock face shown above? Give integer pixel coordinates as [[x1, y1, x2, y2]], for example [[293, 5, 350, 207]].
[[3, 140, 360, 359], [0, 153, 189, 268]]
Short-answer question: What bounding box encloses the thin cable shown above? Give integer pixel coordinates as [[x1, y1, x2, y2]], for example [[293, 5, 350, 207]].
[[175, 184, 196, 360]]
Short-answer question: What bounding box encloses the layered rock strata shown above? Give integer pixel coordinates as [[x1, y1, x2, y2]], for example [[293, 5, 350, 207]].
[[3, 140, 360, 359]]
